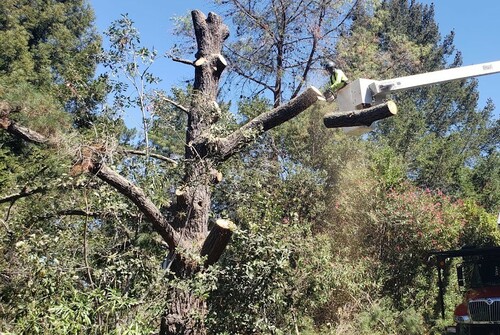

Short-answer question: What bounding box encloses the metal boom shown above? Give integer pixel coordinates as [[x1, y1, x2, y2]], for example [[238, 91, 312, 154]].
[[337, 60, 500, 112], [335, 60, 500, 134]]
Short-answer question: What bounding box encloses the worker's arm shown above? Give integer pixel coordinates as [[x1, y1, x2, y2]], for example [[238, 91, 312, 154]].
[[330, 69, 348, 92]]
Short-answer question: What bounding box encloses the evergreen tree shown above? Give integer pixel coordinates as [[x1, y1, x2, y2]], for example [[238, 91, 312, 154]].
[[0, 0, 104, 125]]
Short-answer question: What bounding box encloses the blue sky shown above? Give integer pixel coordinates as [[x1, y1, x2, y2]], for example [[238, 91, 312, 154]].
[[89, 0, 500, 114], [419, 0, 500, 111]]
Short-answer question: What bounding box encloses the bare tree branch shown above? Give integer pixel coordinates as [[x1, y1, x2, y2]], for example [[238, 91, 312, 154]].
[[211, 86, 325, 161], [121, 149, 178, 165], [231, 0, 276, 42], [335, 0, 360, 30], [230, 64, 275, 93], [171, 57, 195, 66], [90, 162, 182, 250], [291, 2, 326, 99], [159, 96, 189, 114]]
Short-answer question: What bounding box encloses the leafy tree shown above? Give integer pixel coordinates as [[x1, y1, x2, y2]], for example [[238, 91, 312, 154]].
[[0, 0, 104, 124], [3, 1, 498, 334]]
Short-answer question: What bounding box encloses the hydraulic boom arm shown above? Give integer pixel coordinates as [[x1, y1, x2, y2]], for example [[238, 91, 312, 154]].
[[336, 60, 500, 113]]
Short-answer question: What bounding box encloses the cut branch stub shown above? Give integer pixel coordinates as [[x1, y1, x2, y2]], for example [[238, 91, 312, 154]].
[[323, 100, 398, 128], [200, 219, 236, 267]]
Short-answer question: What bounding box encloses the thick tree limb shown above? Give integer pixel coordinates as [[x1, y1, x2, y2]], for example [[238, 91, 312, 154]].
[[323, 100, 398, 128], [212, 86, 325, 160], [90, 162, 182, 250], [0, 118, 49, 144]]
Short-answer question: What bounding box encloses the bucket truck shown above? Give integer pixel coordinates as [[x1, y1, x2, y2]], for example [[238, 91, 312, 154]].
[[323, 60, 500, 134]]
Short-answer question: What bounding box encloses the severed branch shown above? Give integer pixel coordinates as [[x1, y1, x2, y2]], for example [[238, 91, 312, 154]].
[[89, 162, 182, 250], [212, 86, 325, 160], [201, 219, 235, 267], [171, 57, 195, 66], [323, 100, 398, 128]]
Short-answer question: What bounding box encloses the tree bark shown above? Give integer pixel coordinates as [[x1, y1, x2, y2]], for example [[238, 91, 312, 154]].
[[162, 10, 230, 335], [0, 117, 50, 145], [323, 100, 398, 128], [161, 289, 207, 335]]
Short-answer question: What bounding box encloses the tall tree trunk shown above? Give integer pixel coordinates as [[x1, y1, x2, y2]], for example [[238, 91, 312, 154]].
[[161, 289, 207, 335], [162, 10, 229, 334]]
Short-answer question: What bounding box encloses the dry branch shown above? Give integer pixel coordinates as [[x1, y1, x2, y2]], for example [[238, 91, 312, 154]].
[[323, 100, 398, 128], [159, 96, 189, 114]]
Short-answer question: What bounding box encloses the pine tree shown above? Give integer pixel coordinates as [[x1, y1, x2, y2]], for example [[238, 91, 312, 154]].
[[0, 0, 104, 125]]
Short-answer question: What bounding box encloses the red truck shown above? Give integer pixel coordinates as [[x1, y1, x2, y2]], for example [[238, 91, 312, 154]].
[[430, 247, 500, 335]]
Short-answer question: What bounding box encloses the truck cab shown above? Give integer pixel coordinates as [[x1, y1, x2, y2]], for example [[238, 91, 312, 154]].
[[430, 247, 500, 335]]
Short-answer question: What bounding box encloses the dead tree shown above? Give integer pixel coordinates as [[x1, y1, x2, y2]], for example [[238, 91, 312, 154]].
[[1, 10, 397, 335]]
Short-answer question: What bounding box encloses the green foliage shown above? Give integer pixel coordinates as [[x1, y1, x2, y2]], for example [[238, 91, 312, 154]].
[[1, 1, 499, 334], [458, 200, 500, 247], [0, 82, 71, 138], [355, 298, 425, 335], [0, 0, 104, 125]]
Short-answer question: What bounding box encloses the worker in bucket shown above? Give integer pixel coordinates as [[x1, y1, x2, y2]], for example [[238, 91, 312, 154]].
[[324, 61, 348, 101]]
